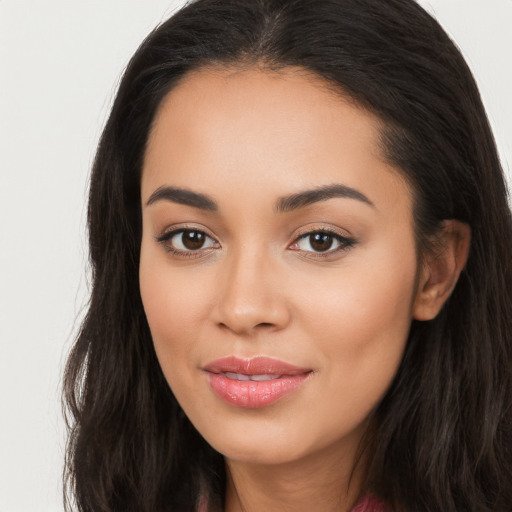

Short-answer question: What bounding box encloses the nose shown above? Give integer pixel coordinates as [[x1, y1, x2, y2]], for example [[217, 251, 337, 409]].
[[212, 248, 291, 336]]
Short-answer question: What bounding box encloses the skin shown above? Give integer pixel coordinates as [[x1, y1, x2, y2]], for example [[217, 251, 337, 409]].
[[139, 67, 469, 512]]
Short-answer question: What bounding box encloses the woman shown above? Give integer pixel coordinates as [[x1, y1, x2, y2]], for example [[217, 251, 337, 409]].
[[63, 0, 512, 510]]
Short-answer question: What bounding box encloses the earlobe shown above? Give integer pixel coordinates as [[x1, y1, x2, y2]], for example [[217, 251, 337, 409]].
[[412, 220, 471, 321]]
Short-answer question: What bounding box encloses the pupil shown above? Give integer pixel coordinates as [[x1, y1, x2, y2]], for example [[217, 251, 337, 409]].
[[310, 233, 333, 252], [182, 230, 205, 250]]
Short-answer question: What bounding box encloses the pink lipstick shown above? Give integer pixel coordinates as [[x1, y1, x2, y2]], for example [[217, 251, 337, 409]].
[[203, 356, 312, 408]]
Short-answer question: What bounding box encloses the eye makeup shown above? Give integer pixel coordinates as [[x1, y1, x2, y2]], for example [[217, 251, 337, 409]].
[[155, 223, 358, 261]]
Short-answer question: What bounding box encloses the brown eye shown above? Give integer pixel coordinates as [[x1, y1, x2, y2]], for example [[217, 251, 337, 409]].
[[181, 230, 206, 250], [157, 228, 218, 254], [292, 230, 355, 255], [308, 233, 333, 252]]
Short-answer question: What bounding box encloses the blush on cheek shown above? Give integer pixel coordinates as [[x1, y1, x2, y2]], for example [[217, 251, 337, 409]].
[[140, 271, 205, 367]]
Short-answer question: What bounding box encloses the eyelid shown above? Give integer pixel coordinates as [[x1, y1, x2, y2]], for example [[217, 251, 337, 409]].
[[155, 223, 218, 241], [288, 224, 358, 257], [154, 222, 357, 259], [291, 223, 354, 241], [155, 223, 220, 258]]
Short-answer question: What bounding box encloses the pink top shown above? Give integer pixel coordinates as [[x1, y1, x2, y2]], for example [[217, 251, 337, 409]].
[[350, 495, 389, 512]]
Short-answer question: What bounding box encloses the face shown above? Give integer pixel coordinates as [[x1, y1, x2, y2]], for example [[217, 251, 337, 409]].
[[139, 67, 420, 467]]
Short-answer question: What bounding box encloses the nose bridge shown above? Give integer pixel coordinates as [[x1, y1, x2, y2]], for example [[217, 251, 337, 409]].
[[214, 242, 289, 334]]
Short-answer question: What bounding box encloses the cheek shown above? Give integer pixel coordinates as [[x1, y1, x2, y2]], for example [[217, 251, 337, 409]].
[[139, 247, 210, 370], [283, 251, 417, 451], [296, 243, 417, 385], [302, 247, 415, 326]]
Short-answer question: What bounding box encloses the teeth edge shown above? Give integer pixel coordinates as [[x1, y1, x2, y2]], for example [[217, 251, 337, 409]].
[[223, 372, 282, 381]]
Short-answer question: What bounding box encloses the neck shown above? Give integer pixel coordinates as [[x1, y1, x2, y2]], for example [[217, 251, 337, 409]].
[[224, 438, 366, 512]]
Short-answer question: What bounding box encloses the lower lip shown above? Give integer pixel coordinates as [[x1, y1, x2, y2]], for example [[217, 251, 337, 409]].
[[206, 372, 310, 408]]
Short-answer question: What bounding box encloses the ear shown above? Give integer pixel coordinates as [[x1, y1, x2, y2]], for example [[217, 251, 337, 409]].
[[413, 220, 471, 321]]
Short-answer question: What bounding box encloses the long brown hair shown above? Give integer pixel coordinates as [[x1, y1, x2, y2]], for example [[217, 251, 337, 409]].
[[64, 0, 512, 510]]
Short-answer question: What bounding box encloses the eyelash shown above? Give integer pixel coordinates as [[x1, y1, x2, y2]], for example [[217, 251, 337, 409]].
[[155, 226, 357, 259], [290, 228, 357, 258], [155, 228, 219, 259]]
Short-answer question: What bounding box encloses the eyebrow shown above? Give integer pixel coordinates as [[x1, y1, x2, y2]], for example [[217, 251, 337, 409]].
[[145, 186, 218, 211], [145, 183, 374, 212], [275, 184, 374, 212]]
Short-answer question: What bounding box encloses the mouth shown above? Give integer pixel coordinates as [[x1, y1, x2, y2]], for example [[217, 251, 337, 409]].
[[202, 356, 313, 408], [220, 372, 283, 381]]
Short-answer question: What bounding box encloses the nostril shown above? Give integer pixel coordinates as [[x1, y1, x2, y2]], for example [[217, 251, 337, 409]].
[[256, 322, 274, 329], [218, 322, 273, 329]]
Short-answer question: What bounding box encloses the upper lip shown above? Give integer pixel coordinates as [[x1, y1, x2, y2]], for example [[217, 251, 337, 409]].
[[203, 356, 311, 376]]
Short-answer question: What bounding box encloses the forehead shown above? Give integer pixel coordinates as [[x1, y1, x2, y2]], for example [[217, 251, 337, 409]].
[[142, 66, 410, 214]]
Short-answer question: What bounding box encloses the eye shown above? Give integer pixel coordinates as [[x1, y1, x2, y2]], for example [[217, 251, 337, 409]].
[[290, 230, 356, 255], [156, 228, 219, 255]]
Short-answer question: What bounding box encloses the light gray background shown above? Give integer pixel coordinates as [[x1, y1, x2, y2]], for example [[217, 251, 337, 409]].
[[0, 1, 510, 511]]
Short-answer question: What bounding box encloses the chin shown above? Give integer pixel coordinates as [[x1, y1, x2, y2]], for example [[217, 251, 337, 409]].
[[192, 413, 304, 465], [217, 439, 308, 466], [195, 411, 361, 469]]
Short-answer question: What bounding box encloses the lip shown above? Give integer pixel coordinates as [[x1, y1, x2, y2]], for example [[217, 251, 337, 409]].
[[203, 356, 312, 408]]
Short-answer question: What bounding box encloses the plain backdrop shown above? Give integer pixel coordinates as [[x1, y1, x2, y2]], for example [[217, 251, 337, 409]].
[[0, 1, 510, 511]]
